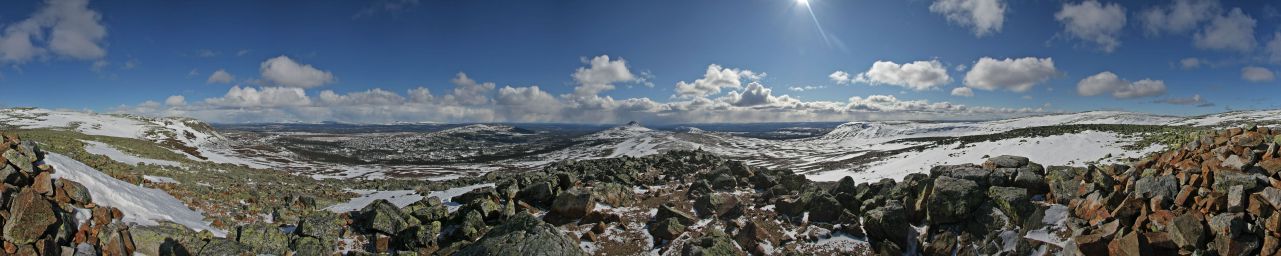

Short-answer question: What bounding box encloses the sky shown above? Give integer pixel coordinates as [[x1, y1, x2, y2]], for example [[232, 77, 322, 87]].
[[0, 0, 1279, 124]]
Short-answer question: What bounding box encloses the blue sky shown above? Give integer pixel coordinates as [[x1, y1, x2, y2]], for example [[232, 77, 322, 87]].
[[1, 0, 1279, 123]]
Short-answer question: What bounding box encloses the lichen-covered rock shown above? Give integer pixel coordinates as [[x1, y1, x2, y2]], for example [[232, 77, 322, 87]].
[[550, 189, 595, 219], [987, 186, 1032, 224], [235, 223, 293, 254], [1134, 176, 1178, 199], [650, 217, 686, 241], [654, 203, 697, 226], [404, 196, 449, 223], [984, 155, 1029, 169], [357, 199, 410, 235], [927, 176, 983, 224], [4, 189, 58, 245], [456, 213, 587, 256], [863, 200, 909, 249]]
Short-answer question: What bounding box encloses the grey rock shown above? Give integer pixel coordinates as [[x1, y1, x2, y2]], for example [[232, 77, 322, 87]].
[[456, 213, 587, 256], [1133, 176, 1179, 199], [927, 176, 983, 224]]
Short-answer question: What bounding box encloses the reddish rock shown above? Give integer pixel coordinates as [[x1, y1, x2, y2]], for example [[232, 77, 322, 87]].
[[31, 172, 52, 196], [1108, 231, 1153, 256]]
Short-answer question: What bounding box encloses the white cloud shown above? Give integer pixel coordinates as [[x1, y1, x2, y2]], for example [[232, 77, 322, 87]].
[[1076, 71, 1167, 99], [259, 55, 335, 88], [1194, 8, 1256, 53], [1242, 66, 1276, 82], [964, 57, 1057, 92], [1267, 32, 1281, 63], [318, 88, 406, 106], [164, 95, 186, 106], [496, 85, 562, 118], [1055, 0, 1126, 52], [1139, 0, 1219, 35], [1179, 57, 1201, 69], [407, 87, 433, 103], [206, 69, 234, 84], [572, 55, 636, 97], [0, 0, 108, 63], [849, 60, 951, 91], [789, 85, 824, 92], [929, 0, 1006, 37], [951, 87, 974, 97], [445, 72, 495, 105], [721, 82, 785, 107], [674, 64, 762, 98], [829, 71, 852, 84], [205, 86, 312, 108]]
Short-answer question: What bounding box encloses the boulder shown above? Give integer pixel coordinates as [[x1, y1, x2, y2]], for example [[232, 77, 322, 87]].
[[517, 182, 557, 206], [863, 200, 909, 249], [57, 179, 92, 205], [693, 193, 739, 219], [710, 174, 737, 190], [458, 210, 487, 241], [235, 223, 292, 254], [927, 176, 983, 224], [806, 193, 843, 223], [654, 204, 697, 226], [1107, 231, 1153, 256], [550, 189, 595, 219], [987, 186, 1032, 224], [649, 217, 686, 241], [1133, 176, 1178, 199], [296, 211, 342, 242], [682, 232, 739, 255], [1213, 172, 1262, 192], [404, 196, 449, 223], [984, 155, 1029, 169], [4, 189, 58, 245], [357, 199, 410, 235]]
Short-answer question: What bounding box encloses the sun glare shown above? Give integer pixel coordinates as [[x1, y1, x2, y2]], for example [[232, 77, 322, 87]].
[[797, 0, 809, 6]]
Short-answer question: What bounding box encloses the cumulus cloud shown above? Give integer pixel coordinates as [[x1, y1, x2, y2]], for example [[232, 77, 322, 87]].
[[1194, 8, 1256, 53], [1153, 94, 1211, 107], [674, 64, 762, 98], [847, 60, 951, 91], [0, 0, 108, 63], [829, 71, 852, 84], [164, 95, 186, 106], [951, 87, 974, 97], [205, 86, 312, 108], [407, 87, 433, 103], [964, 57, 1057, 92], [1076, 71, 1167, 99], [318, 88, 406, 106], [572, 55, 636, 97], [207, 69, 234, 84], [445, 72, 495, 105], [1242, 66, 1276, 82], [260, 56, 335, 88], [1267, 32, 1281, 63], [720, 82, 793, 107], [789, 85, 824, 92], [1055, 1, 1126, 52], [929, 0, 1006, 37], [1139, 0, 1219, 35]]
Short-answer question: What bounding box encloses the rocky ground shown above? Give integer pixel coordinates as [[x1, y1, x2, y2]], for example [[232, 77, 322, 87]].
[[5, 120, 1281, 255]]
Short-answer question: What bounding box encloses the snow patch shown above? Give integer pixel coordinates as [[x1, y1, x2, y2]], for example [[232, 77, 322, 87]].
[[83, 140, 181, 167]]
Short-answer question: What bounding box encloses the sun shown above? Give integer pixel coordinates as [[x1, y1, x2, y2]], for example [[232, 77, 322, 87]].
[[797, 0, 809, 6]]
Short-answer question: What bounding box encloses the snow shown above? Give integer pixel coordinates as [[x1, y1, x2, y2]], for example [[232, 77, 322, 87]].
[[324, 183, 495, 213], [0, 109, 151, 139], [807, 131, 1164, 182], [45, 153, 226, 237], [82, 140, 181, 167]]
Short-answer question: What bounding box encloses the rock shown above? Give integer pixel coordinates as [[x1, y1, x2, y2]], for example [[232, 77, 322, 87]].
[[1257, 187, 1281, 208], [863, 200, 909, 249], [4, 189, 58, 245], [1208, 213, 1247, 239], [693, 193, 738, 219], [682, 232, 739, 255], [1235, 132, 1266, 148], [1221, 155, 1252, 171], [654, 204, 696, 226], [357, 199, 409, 235], [1012, 170, 1048, 194], [57, 179, 91, 205], [1214, 171, 1262, 192], [1107, 231, 1153, 256], [518, 182, 557, 206], [397, 222, 440, 249], [1228, 185, 1245, 213], [806, 193, 842, 223], [775, 192, 813, 217], [296, 211, 341, 242], [550, 189, 594, 220], [31, 172, 52, 195], [649, 217, 686, 241], [1133, 176, 1178, 199], [459, 210, 487, 241], [927, 176, 983, 224], [987, 186, 1032, 224], [984, 155, 1029, 169], [128, 223, 203, 256], [1215, 234, 1260, 256], [291, 237, 329, 256], [235, 223, 292, 254], [711, 173, 737, 190], [404, 196, 449, 223]]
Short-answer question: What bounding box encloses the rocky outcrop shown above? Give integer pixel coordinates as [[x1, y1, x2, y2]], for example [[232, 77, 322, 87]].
[[456, 212, 586, 256]]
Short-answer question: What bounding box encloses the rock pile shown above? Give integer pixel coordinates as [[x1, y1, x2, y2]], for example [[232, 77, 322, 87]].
[[0, 132, 137, 255]]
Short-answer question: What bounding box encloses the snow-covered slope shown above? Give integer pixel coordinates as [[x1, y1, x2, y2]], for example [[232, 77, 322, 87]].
[[46, 153, 226, 236]]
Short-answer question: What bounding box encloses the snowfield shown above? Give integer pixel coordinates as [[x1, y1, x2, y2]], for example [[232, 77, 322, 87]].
[[82, 140, 181, 167], [325, 183, 495, 213], [45, 153, 226, 237]]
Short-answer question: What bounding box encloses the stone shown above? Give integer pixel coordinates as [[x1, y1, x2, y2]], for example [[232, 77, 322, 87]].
[[682, 232, 739, 255], [4, 189, 58, 245], [649, 218, 686, 241], [1208, 213, 1247, 239], [862, 200, 909, 249], [235, 223, 292, 254], [31, 172, 52, 195], [693, 193, 738, 219], [404, 196, 449, 223], [654, 204, 696, 226], [550, 189, 594, 219], [927, 176, 983, 224], [1228, 185, 1245, 212], [1235, 132, 1267, 148], [1168, 213, 1206, 250], [517, 182, 557, 206], [1260, 158, 1281, 175], [984, 155, 1029, 169], [806, 193, 842, 223], [1215, 234, 1260, 256], [987, 186, 1032, 224], [296, 211, 342, 242], [710, 173, 737, 190], [459, 210, 487, 241], [357, 199, 409, 235], [58, 180, 91, 205], [1108, 231, 1153, 256], [1133, 176, 1178, 199], [1214, 171, 1261, 192], [1012, 170, 1048, 194]]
